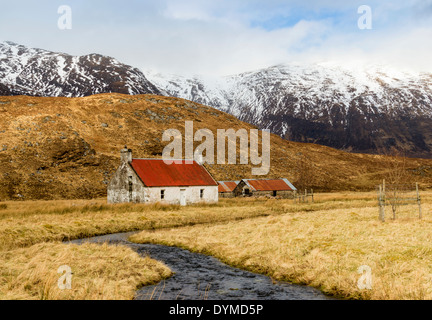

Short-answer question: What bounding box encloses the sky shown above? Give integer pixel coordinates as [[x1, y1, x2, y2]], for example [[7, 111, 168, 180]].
[[0, 0, 431, 76]]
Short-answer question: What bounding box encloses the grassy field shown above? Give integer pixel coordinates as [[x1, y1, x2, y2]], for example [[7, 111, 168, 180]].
[[0, 198, 299, 251], [0, 242, 171, 300], [0, 197, 301, 300], [130, 192, 432, 300], [2, 192, 432, 300]]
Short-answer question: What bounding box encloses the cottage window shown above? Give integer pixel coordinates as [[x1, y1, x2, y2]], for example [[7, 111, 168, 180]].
[[128, 176, 133, 193], [200, 189, 204, 199], [161, 190, 165, 200]]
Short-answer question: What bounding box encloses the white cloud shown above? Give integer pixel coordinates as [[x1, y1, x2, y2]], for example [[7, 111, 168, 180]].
[[133, 0, 432, 75], [163, 1, 214, 22], [134, 18, 333, 76], [1, 0, 431, 76]]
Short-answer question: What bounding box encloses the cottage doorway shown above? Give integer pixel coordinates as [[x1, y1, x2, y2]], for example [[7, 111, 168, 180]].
[[180, 189, 187, 206]]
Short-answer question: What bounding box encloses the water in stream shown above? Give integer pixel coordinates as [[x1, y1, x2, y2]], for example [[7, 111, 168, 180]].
[[70, 233, 333, 300]]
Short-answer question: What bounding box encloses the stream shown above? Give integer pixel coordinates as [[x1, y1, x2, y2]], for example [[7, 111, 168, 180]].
[[70, 232, 333, 300]]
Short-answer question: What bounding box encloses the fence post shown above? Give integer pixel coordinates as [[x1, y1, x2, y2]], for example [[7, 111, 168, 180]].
[[379, 184, 385, 222], [311, 189, 314, 203], [416, 183, 422, 220]]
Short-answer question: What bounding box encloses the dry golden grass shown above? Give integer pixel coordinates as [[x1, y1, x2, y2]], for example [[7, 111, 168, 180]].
[[0, 197, 297, 300], [130, 191, 432, 300], [0, 242, 171, 300], [0, 198, 307, 251], [3, 192, 431, 300]]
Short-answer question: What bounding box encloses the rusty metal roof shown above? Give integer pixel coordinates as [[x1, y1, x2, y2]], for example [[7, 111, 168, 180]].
[[243, 179, 296, 192], [218, 181, 240, 193], [131, 159, 218, 187]]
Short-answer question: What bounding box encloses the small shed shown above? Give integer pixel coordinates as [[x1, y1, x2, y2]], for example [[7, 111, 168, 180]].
[[218, 181, 240, 198], [233, 179, 297, 198], [108, 147, 219, 205]]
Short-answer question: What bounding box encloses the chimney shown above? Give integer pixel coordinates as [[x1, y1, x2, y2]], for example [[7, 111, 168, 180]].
[[121, 146, 132, 164]]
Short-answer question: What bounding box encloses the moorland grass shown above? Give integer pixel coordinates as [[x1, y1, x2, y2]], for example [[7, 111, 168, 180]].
[[0, 242, 171, 300], [130, 192, 432, 300], [3, 192, 430, 300], [0, 197, 314, 300], [0, 197, 343, 251]]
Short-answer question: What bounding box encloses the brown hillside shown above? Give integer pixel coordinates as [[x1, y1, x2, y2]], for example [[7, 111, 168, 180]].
[[0, 93, 431, 200]]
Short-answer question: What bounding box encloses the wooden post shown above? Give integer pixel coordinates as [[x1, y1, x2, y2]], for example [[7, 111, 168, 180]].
[[311, 189, 314, 203], [416, 183, 422, 220], [379, 184, 385, 222]]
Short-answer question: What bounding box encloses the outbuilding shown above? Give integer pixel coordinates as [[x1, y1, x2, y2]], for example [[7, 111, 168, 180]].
[[233, 179, 297, 198], [218, 181, 240, 198], [108, 147, 219, 205]]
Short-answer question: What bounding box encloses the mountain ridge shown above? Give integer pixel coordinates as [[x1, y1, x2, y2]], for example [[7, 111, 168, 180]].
[[147, 63, 432, 158], [0, 41, 161, 97], [2, 41, 432, 158]]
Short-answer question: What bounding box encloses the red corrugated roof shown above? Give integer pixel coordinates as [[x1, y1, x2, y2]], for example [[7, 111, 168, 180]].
[[245, 179, 293, 192], [131, 159, 218, 187], [218, 181, 239, 193]]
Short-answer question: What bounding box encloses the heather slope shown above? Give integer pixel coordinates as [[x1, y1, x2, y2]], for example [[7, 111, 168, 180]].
[[0, 93, 431, 200]]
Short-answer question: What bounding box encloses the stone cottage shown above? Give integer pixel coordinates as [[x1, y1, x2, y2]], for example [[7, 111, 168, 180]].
[[218, 181, 240, 198], [107, 147, 219, 205], [233, 179, 297, 198]]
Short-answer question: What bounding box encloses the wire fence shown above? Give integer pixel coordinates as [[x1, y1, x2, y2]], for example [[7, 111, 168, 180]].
[[376, 181, 422, 222], [293, 189, 314, 204]]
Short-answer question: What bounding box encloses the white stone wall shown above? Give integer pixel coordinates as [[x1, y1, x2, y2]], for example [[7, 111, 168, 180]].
[[107, 162, 146, 204], [108, 162, 219, 205], [144, 186, 218, 205]]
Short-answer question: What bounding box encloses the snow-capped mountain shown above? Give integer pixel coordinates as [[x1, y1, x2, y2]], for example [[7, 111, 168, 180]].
[[0, 41, 161, 97], [2, 41, 432, 157], [148, 64, 432, 157]]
